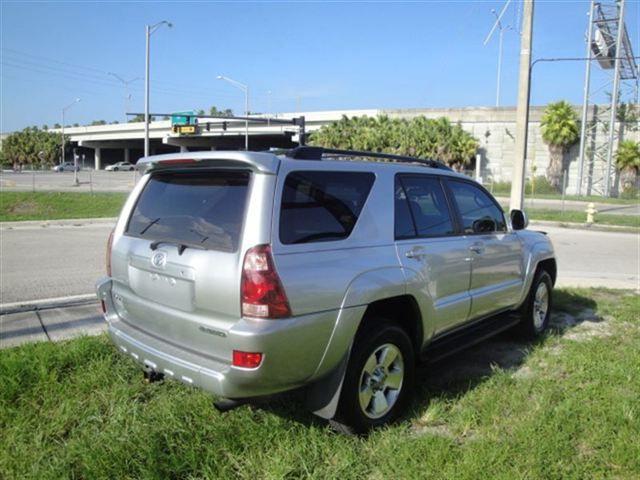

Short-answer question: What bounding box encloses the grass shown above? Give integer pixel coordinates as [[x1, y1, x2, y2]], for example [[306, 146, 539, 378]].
[[526, 208, 639, 228], [1, 288, 639, 479], [0, 192, 127, 221], [491, 192, 639, 205]]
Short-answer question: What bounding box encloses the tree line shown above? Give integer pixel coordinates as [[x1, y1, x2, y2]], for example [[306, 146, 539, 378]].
[[309, 115, 478, 172]]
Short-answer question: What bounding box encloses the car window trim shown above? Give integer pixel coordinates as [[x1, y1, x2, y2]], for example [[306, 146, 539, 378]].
[[443, 177, 508, 236], [394, 173, 460, 241]]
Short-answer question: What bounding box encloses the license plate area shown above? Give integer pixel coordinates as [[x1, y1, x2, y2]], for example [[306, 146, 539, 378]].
[[128, 259, 195, 312]]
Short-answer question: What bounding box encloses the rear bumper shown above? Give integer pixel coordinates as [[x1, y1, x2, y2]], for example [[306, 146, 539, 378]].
[[96, 277, 351, 399]]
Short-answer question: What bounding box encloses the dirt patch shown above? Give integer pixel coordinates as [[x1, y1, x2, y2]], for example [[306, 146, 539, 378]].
[[551, 309, 614, 341], [410, 420, 477, 443], [6, 201, 43, 216]]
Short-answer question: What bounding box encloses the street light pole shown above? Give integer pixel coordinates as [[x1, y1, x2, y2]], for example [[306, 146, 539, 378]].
[[217, 75, 249, 150], [484, 2, 513, 108], [144, 20, 172, 158], [61, 97, 80, 169], [108, 73, 141, 123]]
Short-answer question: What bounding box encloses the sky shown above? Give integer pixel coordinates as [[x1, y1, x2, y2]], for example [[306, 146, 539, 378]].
[[1, 0, 638, 132]]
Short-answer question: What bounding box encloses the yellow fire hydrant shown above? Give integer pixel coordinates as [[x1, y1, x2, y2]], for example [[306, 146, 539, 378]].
[[585, 202, 598, 225]]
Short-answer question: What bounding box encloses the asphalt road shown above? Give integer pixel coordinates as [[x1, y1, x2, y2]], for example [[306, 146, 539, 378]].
[[0, 221, 637, 304], [1, 222, 113, 304], [1, 171, 638, 216]]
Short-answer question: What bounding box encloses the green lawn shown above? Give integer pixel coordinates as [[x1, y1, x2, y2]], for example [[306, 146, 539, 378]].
[[1, 289, 638, 479], [491, 192, 639, 205], [0, 192, 127, 221], [526, 208, 639, 229]]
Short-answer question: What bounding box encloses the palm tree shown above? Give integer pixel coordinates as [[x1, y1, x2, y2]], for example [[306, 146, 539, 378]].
[[540, 101, 580, 191], [615, 140, 640, 192], [310, 115, 477, 170]]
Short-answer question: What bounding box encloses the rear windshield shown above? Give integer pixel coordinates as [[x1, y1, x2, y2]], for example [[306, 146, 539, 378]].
[[126, 170, 250, 252], [280, 171, 375, 244]]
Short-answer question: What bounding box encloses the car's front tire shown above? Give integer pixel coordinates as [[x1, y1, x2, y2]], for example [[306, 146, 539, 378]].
[[515, 269, 553, 340], [331, 320, 414, 434]]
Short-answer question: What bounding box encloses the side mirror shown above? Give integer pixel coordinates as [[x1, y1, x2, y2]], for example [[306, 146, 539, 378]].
[[510, 209, 528, 230]]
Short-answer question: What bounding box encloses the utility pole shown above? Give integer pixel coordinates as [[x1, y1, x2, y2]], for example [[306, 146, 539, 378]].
[[509, 0, 534, 211]]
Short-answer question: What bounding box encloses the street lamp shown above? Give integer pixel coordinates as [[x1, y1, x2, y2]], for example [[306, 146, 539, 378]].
[[144, 20, 172, 158], [217, 75, 249, 150], [61, 98, 81, 183], [108, 72, 141, 123], [484, 6, 513, 107]]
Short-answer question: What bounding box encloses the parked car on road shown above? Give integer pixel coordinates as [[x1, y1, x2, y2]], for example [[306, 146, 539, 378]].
[[52, 162, 79, 172], [96, 147, 556, 433], [105, 162, 135, 171]]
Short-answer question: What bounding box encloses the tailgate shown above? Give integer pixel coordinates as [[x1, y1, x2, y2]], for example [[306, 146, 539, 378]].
[[109, 168, 267, 358]]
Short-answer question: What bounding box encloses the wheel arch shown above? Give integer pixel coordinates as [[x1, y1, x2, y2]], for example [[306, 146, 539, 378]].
[[357, 295, 424, 358]]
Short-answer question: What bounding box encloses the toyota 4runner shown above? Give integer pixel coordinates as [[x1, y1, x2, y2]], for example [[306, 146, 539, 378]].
[[96, 147, 556, 433]]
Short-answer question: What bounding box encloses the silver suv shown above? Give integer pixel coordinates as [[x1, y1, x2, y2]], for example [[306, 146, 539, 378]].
[[96, 147, 556, 433]]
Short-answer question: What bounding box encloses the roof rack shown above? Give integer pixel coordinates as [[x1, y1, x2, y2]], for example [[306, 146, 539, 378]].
[[285, 146, 452, 170]]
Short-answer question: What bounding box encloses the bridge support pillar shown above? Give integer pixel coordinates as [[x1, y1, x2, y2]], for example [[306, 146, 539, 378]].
[[180, 146, 188, 153], [124, 148, 130, 163], [94, 148, 102, 170]]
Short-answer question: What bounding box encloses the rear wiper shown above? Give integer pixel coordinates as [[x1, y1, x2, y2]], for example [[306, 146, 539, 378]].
[[150, 239, 206, 255], [139, 217, 161, 235]]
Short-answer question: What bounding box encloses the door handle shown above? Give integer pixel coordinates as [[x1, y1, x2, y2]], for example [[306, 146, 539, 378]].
[[405, 248, 427, 260], [469, 242, 485, 254]]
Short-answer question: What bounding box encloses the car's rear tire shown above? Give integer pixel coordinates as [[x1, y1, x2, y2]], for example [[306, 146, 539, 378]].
[[330, 320, 414, 435], [514, 269, 553, 340]]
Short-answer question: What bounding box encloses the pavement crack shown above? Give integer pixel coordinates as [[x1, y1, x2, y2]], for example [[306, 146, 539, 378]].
[[34, 309, 51, 341]]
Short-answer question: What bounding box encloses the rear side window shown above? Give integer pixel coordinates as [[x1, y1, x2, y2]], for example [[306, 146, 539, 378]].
[[280, 171, 375, 244], [126, 170, 250, 252]]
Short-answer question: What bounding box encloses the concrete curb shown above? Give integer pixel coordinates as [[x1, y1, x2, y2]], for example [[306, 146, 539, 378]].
[[0, 294, 97, 315], [0, 217, 117, 229]]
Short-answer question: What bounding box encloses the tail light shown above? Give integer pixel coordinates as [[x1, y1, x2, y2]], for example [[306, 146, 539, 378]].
[[106, 229, 114, 276], [232, 350, 263, 369], [241, 245, 291, 318]]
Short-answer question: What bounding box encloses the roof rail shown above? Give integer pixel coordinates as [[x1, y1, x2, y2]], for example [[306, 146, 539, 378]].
[[285, 146, 452, 170]]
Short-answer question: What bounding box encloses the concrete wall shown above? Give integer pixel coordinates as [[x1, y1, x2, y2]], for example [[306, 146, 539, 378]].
[[386, 106, 639, 195]]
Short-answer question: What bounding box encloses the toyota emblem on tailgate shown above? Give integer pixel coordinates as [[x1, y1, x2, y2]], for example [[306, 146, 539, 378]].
[[151, 251, 167, 269]]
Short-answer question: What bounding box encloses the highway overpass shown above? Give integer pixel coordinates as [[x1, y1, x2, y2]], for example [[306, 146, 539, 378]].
[[57, 109, 378, 169]]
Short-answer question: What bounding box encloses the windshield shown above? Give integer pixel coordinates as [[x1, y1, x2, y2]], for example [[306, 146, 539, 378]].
[[126, 170, 251, 253]]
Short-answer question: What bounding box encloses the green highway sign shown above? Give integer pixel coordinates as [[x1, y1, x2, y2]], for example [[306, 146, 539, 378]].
[[171, 111, 196, 126]]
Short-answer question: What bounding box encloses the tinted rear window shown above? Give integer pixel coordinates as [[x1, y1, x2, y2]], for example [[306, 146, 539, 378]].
[[126, 170, 250, 252], [280, 171, 375, 244]]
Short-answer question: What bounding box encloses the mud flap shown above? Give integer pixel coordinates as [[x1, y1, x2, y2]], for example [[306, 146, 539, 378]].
[[305, 352, 349, 419]]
